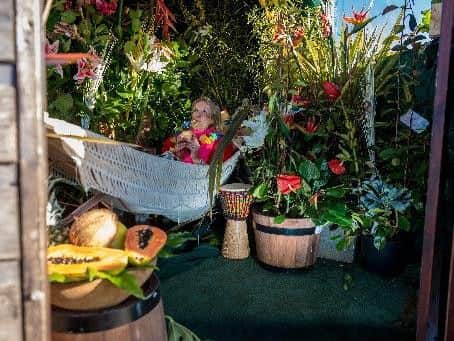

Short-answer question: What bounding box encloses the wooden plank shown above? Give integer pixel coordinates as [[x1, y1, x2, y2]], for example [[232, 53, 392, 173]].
[[0, 0, 15, 62], [445, 229, 454, 340], [15, 0, 50, 339], [416, 0, 454, 339], [0, 165, 19, 260], [0, 261, 23, 341], [0, 84, 17, 163]]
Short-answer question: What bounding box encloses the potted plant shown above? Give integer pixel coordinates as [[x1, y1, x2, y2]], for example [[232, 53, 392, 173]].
[[243, 2, 402, 269], [339, 176, 412, 276], [245, 94, 355, 269]]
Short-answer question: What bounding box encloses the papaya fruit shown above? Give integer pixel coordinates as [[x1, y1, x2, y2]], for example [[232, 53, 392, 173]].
[[48, 244, 128, 281], [125, 225, 167, 265], [69, 209, 127, 249]]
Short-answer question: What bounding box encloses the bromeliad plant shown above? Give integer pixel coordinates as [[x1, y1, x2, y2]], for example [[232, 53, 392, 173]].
[[343, 176, 412, 250]]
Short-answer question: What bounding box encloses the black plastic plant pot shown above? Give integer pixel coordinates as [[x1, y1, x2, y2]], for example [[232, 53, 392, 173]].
[[359, 235, 406, 277]]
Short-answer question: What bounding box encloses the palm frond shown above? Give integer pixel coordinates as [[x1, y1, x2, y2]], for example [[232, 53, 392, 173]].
[[207, 101, 252, 207]]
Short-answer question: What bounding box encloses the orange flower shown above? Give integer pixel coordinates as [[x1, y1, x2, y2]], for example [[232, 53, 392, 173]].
[[277, 174, 301, 195], [343, 8, 369, 25]]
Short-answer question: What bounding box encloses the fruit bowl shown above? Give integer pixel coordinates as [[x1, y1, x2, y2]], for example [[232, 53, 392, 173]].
[[50, 267, 153, 311]]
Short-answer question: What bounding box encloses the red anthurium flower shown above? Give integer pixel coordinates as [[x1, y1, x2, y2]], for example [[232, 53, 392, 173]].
[[343, 8, 369, 25], [328, 159, 346, 175], [277, 174, 302, 195], [291, 27, 305, 47], [322, 81, 341, 101]]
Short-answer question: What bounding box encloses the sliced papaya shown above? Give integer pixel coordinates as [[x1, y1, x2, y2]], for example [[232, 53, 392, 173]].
[[48, 244, 128, 282], [125, 225, 167, 266]]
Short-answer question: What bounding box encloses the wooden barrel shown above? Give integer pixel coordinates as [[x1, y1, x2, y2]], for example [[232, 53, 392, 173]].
[[52, 273, 167, 341], [252, 211, 320, 269]]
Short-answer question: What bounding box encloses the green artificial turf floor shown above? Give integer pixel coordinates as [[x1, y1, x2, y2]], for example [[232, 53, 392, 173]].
[[159, 252, 416, 341]]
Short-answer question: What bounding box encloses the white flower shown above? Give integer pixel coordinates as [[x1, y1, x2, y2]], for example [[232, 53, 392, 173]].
[[240, 110, 269, 151], [141, 54, 169, 73]]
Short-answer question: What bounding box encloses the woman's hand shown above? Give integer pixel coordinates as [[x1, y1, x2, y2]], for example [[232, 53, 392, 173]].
[[188, 137, 200, 157]]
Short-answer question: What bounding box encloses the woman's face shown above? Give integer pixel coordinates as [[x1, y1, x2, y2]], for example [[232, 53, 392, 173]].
[[192, 101, 213, 130]]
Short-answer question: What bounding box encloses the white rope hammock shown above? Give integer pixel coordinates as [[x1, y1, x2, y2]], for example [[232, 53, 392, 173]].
[[45, 116, 240, 223]]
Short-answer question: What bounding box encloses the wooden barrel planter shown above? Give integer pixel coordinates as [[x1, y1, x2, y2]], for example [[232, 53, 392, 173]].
[[51, 273, 167, 341], [252, 211, 320, 269]]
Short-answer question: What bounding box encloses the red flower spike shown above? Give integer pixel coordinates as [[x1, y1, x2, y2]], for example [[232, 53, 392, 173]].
[[343, 8, 369, 25], [291, 27, 305, 47], [273, 24, 287, 44], [322, 81, 341, 101], [320, 12, 332, 37], [277, 175, 302, 195], [281, 114, 294, 126], [155, 0, 177, 40], [304, 117, 319, 134], [291, 94, 303, 106], [328, 159, 346, 175]]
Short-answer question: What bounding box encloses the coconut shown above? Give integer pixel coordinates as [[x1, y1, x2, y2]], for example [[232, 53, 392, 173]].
[[69, 209, 127, 249]]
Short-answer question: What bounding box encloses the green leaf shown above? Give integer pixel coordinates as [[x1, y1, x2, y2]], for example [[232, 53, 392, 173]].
[[252, 183, 268, 199], [408, 14, 417, 32], [373, 235, 386, 250], [398, 215, 411, 231], [298, 159, 320, 182], [48, 273, 68, 283], [53, 93, 74, 113], [379, 148, 399, 160], [87, 268, 145, 299], [274, 215, 286, 224], [60, 10, 77, 24], [382, 5, 399, 15], [348, 16, 377, 36], [325, 186, 348, 198]]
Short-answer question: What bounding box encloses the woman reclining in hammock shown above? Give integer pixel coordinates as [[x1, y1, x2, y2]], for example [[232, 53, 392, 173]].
[[161, 97, 235, 165]]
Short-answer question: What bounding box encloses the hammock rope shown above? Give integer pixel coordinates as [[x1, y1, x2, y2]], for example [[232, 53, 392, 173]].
[[45, 115, 240, 223]]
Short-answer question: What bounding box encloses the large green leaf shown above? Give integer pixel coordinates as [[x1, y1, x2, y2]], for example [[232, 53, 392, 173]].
[[298, 159, 320, 182], [252, 183, 269, 199], [87, 268, 145, 299]]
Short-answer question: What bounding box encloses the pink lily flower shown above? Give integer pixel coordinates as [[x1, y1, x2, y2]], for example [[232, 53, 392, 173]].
[[45, 39, 63, 78]]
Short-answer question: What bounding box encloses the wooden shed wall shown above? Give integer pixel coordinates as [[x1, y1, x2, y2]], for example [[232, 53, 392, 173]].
[[0, 0, 49, 340]]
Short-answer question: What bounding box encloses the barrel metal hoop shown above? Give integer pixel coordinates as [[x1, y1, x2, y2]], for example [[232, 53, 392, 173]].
[[51, 273, 161, 333], [255, 223, 315, 236]]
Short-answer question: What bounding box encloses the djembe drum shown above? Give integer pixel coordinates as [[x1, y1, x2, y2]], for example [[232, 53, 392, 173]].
[[219, 183, 252, 259]]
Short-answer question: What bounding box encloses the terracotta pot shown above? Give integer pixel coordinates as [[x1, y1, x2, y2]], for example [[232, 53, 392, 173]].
[[51, 267, 153, 311], [252, 211, 320, 269]]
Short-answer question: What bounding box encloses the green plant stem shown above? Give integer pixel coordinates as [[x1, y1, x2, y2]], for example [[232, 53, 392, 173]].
[[116, 0, 124, 40]]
